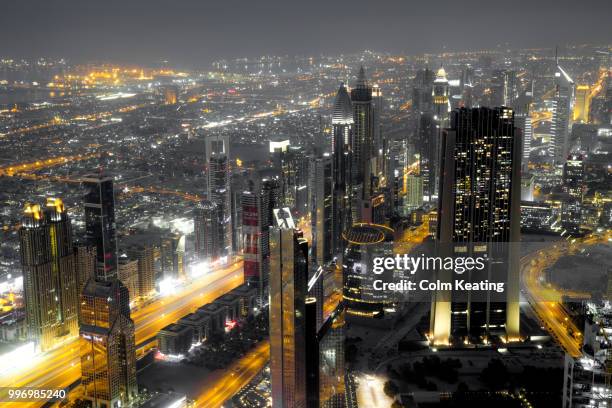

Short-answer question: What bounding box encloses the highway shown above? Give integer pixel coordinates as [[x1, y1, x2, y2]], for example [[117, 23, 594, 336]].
[[521, 232, 610, 358], [0, 261, 244, 408]]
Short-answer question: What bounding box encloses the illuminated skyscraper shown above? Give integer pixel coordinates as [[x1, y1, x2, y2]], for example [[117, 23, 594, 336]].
[[561, 154, 585, 233], [80, 278, 137, 408], [79, 175, 137, 408], [433, 66, 451, 126], [573, 84, 591, 123], [431, 107, 522, 345], [269, 208, 308, 408], [83, 175, 119, 281], [160, 232, 185, 281], [310, 154, 334, 266], [194, 200, 220, 262], [550, 60, 575, 165], [331, 83, 353, 251], [271, 139, 310, 216], [242, 176, 278, 305], [205, 134, 232, 260], [125, 244, 155, 300], [417, 112, 438, 202], [19, 199, 79, 352], [74, 244, 96, 294], [351, 66, 374, 204]]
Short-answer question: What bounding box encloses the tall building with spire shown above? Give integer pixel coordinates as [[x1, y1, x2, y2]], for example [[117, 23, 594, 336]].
[[350, 66, 374, 207], [19, 199, 79, 352], [431, 107, 521, 345], [331, 83, 353, 250]]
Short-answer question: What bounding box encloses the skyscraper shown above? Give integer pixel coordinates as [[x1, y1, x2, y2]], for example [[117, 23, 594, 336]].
[[432, 66, 451, 126], [310, 154, 334, 266], [206, 135, 232, 260], [412, 68, 434, 113], [417, 112, 438, 202], [351, 66, 374, 204], [80, 278, 137, 408], [241, 176, 278, 306], [194, 200, 220, 263], [550, 60, 575, 165], [79, 175, 137, 408], [269, 208, 308, 408], [19, 199, 79, 352], [431, 107, 522, 345], [573, 84, 591, 123], [331, 83, 353, 252], [83, 175, 119, 281]]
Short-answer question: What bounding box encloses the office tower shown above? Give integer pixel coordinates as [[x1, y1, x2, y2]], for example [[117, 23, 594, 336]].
[[79, 174, 137, 408], [431, 107, 522, 345], [550, 60, 575, 165], [125, 244, 155, 300], [242, 177, 276, 306], [514, 88, 533, 171], [460, 66, 475, 108], [490, 69, 506, 107], [305, 297, 319, 408], [433, 66, 451, 126], [412, 68, 435, 113], [561, 154, 585, 233], [310, 154, 334, 266], [563, 154, 585, 200], [404, 174, 424, 212], [19, 199, 79, 352], [351, 66, 374, 203], [160, 232, 185, 281], [118, 256, 139, 303], [332, 82, 353, 251], [491, 70, 518, 107], [417, 112, 438, 202], [371, 83, 385, 180], [573, 84, 591, 123], [83, 175, 119, 281], [194, 200, 219, 262], [207, 147, 232, 260], [80, 278, 137, 408], [342, 223, 396, 323], [270, 139, 310, 216], [317, 304, 346, 408], [269, 208, 308, 408], [74, 244, 96, 294]]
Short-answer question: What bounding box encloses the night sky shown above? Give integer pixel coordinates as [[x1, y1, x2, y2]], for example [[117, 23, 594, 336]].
[[1, 0, 611, 66]]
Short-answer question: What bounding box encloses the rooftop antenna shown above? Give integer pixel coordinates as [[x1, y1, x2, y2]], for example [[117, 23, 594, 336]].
[[555, 46, 558, 65]]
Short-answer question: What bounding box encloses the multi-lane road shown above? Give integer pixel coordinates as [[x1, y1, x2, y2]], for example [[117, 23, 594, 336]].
[[0, 261, 244, 407], [521, 232, 611, 358]]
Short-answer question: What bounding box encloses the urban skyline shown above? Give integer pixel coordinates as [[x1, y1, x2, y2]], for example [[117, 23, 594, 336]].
[[0, 23, 610, 408]]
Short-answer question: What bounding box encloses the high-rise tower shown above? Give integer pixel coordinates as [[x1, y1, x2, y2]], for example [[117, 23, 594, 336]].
[[269, 208, 309, 408], [431, 107, 522, 345], [550, 59, 575, 165], [310, 154, 334, 266], [331, 83, 353, 249], [19, 199, 79, 351], [351, 66, 374, 205], [83, 175, 119, 281], [79, 175, 137, 408]]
